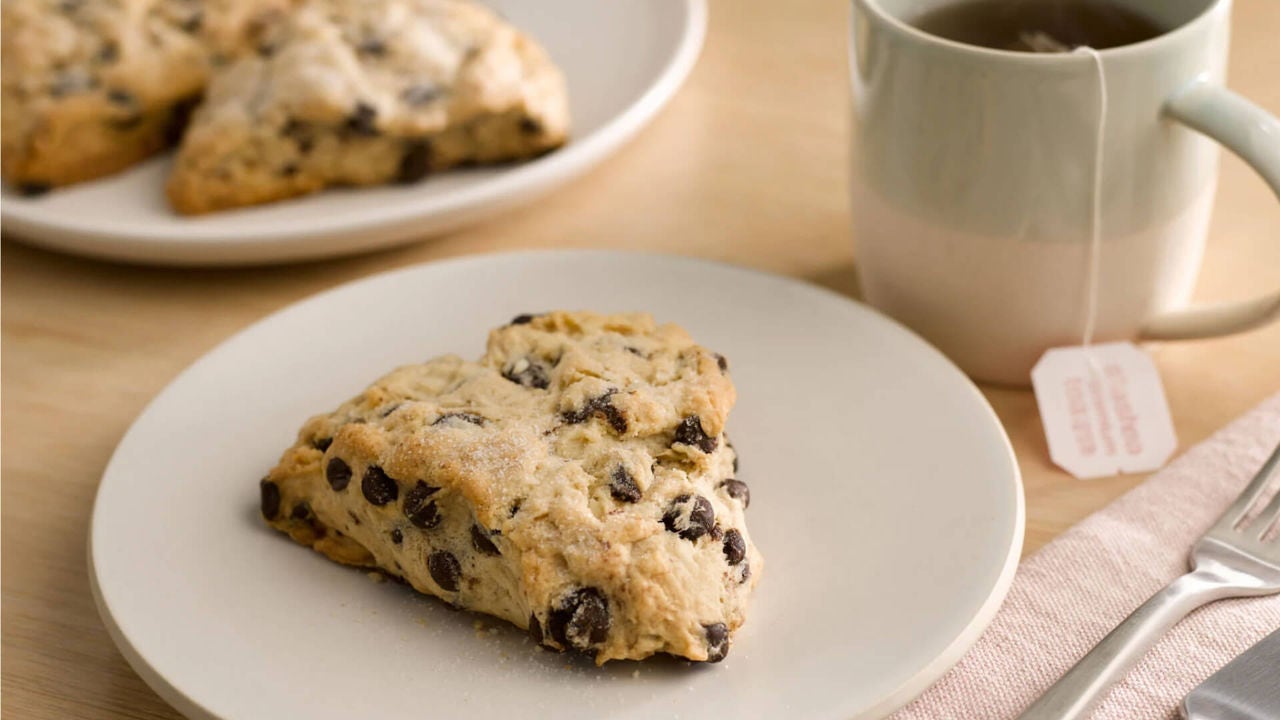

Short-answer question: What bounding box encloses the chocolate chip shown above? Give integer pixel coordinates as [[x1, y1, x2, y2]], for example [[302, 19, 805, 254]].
[[733, 453, 739, 473], [720, 479, 750, 509], [289, 502, 309, 520], [519, 117, 543, 134], [345, 102, 379, 136], [282, 119, 314, 153], [96, 42, 119, 64], [104, 89, 141, 129], [662, 494, 715, 541], [357, 38, 386, 56], [428, 550, 461, 592], [509, 499, 523, 518], [510, 313, 536, 325], [180, 11, 203, 32], [625, 346, 645, 357], [715, 353, 729, 373], [600, 404, 628, 433], [673, 415, 717, 453], [710, 524, 724, 541], [110, 115, 143, 131], [326, 458, 352, 491], [739, 562, 752, 584], [562, 391, 627, 433], [103, 98, 144, 132], [471, 525, 500, 556], [390, 528, 403, 545], [397, 140, 432, 183], [259, 479, 281, 519], [722, 529, 746, 565], [503, 357, 550, 390], [281, 163, 299, 177], [163, 96, 198, 145], [18, 183, 51, 197], [609, 466, 641, 503], [401, 83, 443, 106], [703, 623, 729, 662], [360, 466, 398, 505], [433, 412, 485, 427], [547, 588, 610, 650], [106, 88, 133, 106], [312, 437, 333, 452], [528, 614, 543, 644], [408, 501, 441, 530], [404, 481, 442, 529]]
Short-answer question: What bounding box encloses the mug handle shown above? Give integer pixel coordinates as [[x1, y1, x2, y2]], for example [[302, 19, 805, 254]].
[[1138, 78, 1280, 340]]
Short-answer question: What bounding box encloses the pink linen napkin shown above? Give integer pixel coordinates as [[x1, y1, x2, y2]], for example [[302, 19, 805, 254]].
[[892, 393, 1280, 720]]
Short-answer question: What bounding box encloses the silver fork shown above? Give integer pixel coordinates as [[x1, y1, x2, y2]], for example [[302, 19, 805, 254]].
[[1018, 441, 1280, 720]]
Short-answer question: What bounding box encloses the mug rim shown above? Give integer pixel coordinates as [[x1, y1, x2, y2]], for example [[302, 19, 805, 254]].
[[855, 0, 1229, 63]]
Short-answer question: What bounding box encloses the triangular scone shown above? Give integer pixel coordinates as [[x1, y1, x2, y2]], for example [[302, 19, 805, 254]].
[[260, 312, 761, 664], [167, 0, 568, 214], [1, 0, 290, 191]]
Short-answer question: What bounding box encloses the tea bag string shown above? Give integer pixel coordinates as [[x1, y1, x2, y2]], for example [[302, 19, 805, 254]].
[[1075, 45, 1107, 351]]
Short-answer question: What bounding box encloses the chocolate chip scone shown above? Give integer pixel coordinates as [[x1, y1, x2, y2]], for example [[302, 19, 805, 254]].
[[260, 312, 761, 664], [167, 0, 569, 214], [1, 0, 289, 192]]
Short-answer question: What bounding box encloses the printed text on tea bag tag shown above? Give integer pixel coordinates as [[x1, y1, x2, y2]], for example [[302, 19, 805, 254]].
[[1031, 342, 1177, 479]]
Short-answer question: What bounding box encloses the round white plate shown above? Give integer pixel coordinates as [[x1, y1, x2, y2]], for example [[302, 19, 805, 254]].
[[1, 1, 706, 266], [90, 251, 1023, 720]]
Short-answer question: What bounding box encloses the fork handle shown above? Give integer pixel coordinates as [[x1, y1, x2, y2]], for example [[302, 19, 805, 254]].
[[1016, 567, 1238, 720]]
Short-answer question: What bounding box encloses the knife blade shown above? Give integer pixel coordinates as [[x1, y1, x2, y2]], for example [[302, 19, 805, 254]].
[[1181, 627, 1280, 720]]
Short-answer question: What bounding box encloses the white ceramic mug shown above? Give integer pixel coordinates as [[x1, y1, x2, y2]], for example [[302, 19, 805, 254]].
[[849, 0, 1280, 385]]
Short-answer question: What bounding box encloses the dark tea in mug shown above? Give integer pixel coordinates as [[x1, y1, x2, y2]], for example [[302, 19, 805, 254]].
[[911, 0, 1166, 52]]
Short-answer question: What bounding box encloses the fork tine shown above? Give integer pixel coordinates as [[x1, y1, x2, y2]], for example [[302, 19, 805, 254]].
[[1220, 441, 1280, 529], [1254, 484, 1280, 542]]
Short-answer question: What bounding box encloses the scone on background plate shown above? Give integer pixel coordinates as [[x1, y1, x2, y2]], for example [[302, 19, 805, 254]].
[[260, 312, 761, 664], [167, 0, 569, 214], [1, 0, 291, 192]]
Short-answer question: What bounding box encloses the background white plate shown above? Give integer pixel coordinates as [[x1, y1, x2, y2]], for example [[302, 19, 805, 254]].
[[1, 1, 706, 266], [90, 251, 1023, 719]]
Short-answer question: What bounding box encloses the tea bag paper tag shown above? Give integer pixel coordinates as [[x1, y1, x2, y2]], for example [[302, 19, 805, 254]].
[[1031, 342, 1177, 479]]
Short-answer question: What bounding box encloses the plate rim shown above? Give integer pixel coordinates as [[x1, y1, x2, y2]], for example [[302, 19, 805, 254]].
[[1, 0, 709, 266], [863, 471, 1024, 718], [89, 249, 1025, 719]]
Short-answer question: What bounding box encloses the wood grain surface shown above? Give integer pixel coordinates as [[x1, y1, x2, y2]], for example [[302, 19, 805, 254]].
[[3, 0, 1277, 717]]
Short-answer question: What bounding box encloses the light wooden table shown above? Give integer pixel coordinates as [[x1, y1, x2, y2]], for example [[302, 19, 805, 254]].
[[3, 0, 1277, 717]]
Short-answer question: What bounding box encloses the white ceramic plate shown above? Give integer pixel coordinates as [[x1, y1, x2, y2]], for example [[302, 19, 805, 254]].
[[90, 251, 1023, 719], [1, 1, 706, 266]]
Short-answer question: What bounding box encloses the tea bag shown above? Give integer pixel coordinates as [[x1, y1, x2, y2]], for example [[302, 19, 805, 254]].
[[1018, 31, 1073, 53], [1031, 47, 1177, 479]]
